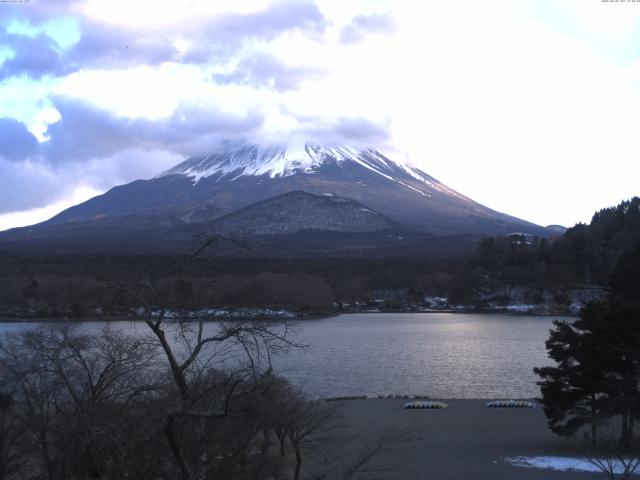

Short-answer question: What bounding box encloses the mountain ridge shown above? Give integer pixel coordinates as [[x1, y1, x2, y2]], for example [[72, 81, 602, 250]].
[[0, 141, 555, 255], [42, 141, 548, 236]]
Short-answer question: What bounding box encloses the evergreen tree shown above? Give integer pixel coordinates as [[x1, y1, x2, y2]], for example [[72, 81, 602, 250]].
[[534, 308, 610, 446], [609, 244, 640, 307], [578, 301, 640, 446], [535, 247, 640, 446], [607, 245, 640, 444]]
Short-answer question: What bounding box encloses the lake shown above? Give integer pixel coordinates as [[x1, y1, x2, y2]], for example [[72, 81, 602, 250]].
[[0, 312, 569, 399]]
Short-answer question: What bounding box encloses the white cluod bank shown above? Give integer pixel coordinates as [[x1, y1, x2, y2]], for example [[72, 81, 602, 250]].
[[505, 456, 640, 475]]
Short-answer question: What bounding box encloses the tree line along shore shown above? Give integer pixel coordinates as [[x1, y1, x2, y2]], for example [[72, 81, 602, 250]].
[[1, 197, 638, 321]]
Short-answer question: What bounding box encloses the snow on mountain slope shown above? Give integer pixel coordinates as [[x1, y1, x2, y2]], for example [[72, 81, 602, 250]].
[[156, 141, 467, 202], [36, 140, 548, 238]]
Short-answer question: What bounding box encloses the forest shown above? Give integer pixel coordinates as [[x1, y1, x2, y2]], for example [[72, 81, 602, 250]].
[[0, 197, 638, 318]]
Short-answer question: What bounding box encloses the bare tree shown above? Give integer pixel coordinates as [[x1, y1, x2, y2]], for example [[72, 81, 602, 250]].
[[0, 324, 159, 480], [46, 325, 157, 479], [0, 392, 21, 480], [255, 370, 299, 458], [116, 237, 304, 480], [287, 397, 342, 480], [312, 426, 407, 480], [588, 436, 640, 480], [0, 328, 65, 480]]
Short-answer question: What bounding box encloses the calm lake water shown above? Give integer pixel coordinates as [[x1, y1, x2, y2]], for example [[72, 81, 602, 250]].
[[0, 312, 569, 399]]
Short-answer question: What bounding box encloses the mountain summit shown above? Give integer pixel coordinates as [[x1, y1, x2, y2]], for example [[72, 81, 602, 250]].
[[132, 141, 546, 235], [157, 141, 437, 186], [0, 141, 551, 254]]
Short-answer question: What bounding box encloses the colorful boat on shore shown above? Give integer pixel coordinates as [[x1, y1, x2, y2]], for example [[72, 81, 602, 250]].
[[404, 401, 449, 409], [486, 400, 535, 408]]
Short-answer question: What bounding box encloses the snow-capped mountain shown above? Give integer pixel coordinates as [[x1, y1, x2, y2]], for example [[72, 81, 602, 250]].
[[156, 141, 471, 206], [49, 141, 545, 235], [0, 141, 552, 254], [159, 141, 432, 185]]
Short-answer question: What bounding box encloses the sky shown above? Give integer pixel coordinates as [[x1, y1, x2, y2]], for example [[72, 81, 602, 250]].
[[0, 0, 639, 231]]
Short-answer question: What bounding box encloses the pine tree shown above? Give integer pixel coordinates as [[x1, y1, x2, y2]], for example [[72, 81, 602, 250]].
[[579, 302, 640, 446], [534, 310, 610, 446], [535, 247, 640, 446]]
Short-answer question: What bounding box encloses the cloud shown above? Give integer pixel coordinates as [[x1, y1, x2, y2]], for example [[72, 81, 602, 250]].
[[0, 185, 100, 231], [204, 0, 327, 41], [0, 0, 328, 80], [0, 0, 81, 25], [65, 19, 179, 70], [213, 51, 325, 91], [0, 146, 182, 217], [0, 97, 265, 213], [0, 85, 392, 214], [339, 12, 397, 44], [325, 116, 390, 142], [77, 149, 183, 190], [40, 93, 390, 163], [0, 117, 39, 161], [180, 1, 329, 65], [0, 157, 63, 213], [42, 96, 267, 162], [0, 32, 67, 80], [294, 115, 391, 146]]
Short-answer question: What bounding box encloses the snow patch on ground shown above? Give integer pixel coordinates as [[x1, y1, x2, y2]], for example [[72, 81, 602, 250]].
[[135, 307, 296, 320], [505, 455, 639, 475], [505, 303, 536, 312]]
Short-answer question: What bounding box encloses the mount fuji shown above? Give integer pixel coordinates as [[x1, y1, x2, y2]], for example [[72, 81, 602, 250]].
[[0, 141, 552, 254]]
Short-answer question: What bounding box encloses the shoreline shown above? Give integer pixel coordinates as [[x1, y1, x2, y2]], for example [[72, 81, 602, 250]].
[[321, 395, 541, 402], [0, 307, 576, 323]]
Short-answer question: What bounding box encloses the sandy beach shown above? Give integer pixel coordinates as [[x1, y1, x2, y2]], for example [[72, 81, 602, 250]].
[[332, 399, 603, 479]]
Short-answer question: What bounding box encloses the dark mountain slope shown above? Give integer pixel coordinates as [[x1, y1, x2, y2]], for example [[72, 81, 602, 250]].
[[0, 190, 482, 256], [208, 191, 402, 236], [0, 215, 199, 254], [42, 142, 548, 237]]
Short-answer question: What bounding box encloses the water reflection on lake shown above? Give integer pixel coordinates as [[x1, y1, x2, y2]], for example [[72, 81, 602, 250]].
[[0, 312, 570, 399]]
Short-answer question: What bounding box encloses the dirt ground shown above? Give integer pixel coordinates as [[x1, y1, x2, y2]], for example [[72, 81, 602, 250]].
[[327, 398, 608, 480]]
